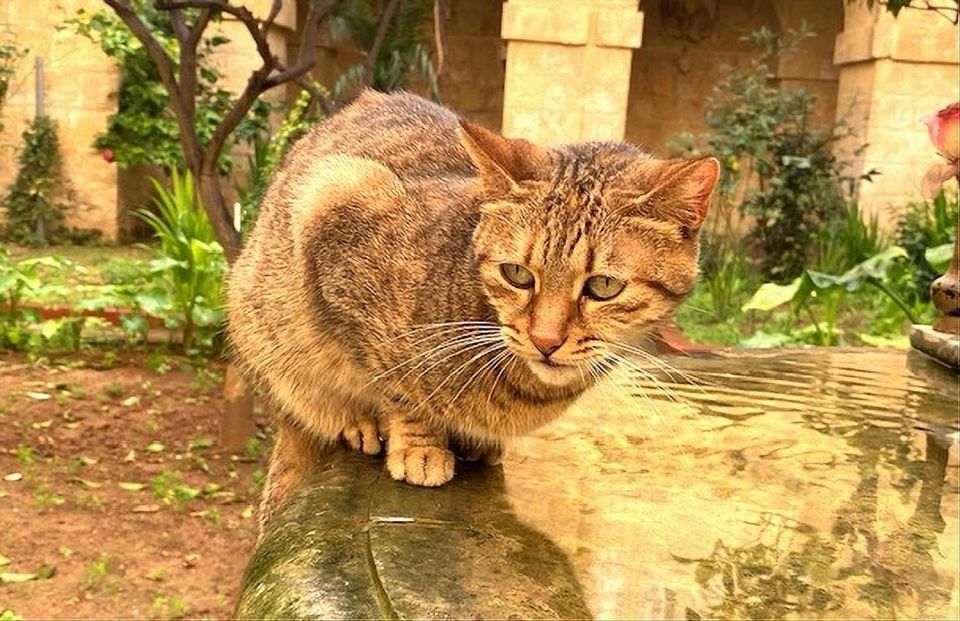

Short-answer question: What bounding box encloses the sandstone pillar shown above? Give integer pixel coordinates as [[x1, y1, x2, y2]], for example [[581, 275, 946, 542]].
[[500, 0, 643, 144], [833, 3, 960, 222]]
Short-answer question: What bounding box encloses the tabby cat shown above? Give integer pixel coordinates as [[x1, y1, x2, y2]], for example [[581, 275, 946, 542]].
[[227, 90, 718, 529]]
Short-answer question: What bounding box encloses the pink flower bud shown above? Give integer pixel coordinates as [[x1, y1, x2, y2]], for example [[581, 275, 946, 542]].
[[101, 148, 115, 163], [923, 102, 959, 161]]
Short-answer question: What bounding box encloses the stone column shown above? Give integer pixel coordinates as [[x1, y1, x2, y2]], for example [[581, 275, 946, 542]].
[[833, 3, 959, 222], [500, 0, 643, 144]]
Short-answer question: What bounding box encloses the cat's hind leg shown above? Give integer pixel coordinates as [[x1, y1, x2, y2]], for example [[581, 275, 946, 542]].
[[382, 411, 455, 487], [258, 420, 328, 538]]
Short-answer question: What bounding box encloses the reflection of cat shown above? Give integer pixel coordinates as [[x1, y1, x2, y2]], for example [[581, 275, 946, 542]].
[[227, 90, 718, 527]]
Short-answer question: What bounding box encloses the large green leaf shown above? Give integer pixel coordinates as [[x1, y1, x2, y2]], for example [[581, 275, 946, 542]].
[[742, 246, 909, 312], [925, 243, 954, 271], [135, 289, 173, 316], [742, 278, 801, 311]]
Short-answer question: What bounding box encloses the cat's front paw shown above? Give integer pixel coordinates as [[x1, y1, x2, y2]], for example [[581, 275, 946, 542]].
[[386, 446, 455, 486], [341, 417, 382, 456]]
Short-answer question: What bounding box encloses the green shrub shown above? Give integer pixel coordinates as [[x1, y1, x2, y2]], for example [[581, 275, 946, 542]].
[[814, 201, 888, 274], [138, 170, 226, 353], [673, 25, 865, 283], [69, 3, 269, 173], [742, 247, 919, 346], [329, 0, 439, 101], [0, 37, 27, 132], [895, 190, 959, 304], [3, 116, 69, 245]]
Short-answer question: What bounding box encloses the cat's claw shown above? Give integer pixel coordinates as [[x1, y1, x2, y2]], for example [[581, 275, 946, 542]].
[[342, 419, 382, 456], [386, 446, 455, 486]]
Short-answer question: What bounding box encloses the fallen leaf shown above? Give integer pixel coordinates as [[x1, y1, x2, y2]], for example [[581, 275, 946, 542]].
[[30, 420, 52, 429], [121, 396, 140, 407], [122, 449, 136, 463], [211, 491, 238, 504], [146, 442, 165, 453], [0, 572, 37, 583], [118, 482, 146, 492], [3, 473, 22, 482], [182, 553, 199, 568], [36, 563, 56, 580], [24, 392, 51, 401], [79, 456, 98, 466], [189, 437, 215, 450], [68, 478, 101, 489], [58, 546, 72, 558], [240, 506, 253, 520], [132, 504, 160, 513], [0, 554, 9, 567]]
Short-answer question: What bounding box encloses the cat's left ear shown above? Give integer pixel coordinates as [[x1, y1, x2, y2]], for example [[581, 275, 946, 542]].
[[621, 157, 720, 235], [458, 120, 551, 193]]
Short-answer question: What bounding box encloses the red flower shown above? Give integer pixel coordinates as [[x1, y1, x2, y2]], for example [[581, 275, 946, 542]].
[[921, 102, 960, 198], [101, 148, 115, 163], [922, 102, 959, 161]]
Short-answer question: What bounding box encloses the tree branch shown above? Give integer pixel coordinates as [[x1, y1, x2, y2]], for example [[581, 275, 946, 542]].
[[175, 8, 213, 123], [103, 0, 203, 170], [433, 0, 448, 78], [366, 0, 401, 83]]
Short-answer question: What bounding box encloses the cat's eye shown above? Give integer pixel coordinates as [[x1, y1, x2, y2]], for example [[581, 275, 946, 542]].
[[500, 263, 535, 289], [584, 275, 626, 301]]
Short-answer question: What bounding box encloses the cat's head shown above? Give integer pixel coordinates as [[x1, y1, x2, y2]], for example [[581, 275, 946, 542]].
[[461, 121, 719, 387]]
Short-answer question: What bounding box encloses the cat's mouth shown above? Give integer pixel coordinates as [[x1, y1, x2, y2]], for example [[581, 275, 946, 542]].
[[537, 358, 564, 368], [525, 358, 581, 386]]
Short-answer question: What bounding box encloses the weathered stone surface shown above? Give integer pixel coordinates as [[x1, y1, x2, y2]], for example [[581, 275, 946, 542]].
[[238, 349, 960, 619], [911, 324, 960, 368]]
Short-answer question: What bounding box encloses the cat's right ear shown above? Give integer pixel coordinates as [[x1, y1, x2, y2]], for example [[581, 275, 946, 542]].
[[458, 120, 550, 193]]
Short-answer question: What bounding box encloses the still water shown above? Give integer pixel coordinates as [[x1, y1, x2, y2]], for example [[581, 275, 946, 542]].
[[240, 349, 959, 620]]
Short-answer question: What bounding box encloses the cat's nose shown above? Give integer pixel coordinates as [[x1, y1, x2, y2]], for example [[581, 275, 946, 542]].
[[530, 333, 566, 358]]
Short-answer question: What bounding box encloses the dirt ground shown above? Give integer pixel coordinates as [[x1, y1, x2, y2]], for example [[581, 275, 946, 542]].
[[0, 352, 270, 619]]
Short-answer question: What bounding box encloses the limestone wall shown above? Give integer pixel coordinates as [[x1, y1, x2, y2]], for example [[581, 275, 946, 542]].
[[438, 0, 505, 131], [834, 2, 960, 222], [626, 0, 843, 155], [0, 0, 119, 239], [2, 0, 956, 239]]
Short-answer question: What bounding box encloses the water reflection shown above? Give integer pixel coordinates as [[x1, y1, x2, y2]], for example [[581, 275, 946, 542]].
[[504, 349, 958, 620], [240, 350, 958, 620]]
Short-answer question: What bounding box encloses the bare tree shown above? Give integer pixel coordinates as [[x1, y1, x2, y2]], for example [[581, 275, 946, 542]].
[[100, 0, 336, 450], [102, 0, 337, 263]]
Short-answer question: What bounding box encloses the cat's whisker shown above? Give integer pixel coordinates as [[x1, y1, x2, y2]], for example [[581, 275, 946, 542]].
[[604, 350, 683, 408], [383, 321, 501, 344], [369, 332, 502, 384], [391, 324, 502, 350], [409, 343, 506, 416], [404, 326, 501, 347], [403, 336, 505, 385], [487, 354, 516, 404], [443, 347, 510, 415], [586, 358, 660, 444], [600, 351, 690, 458], [606, 340, 709, 393]]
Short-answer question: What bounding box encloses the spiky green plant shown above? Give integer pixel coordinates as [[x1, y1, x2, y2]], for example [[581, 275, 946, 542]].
[[137, 170, 225, 352], [329, 0, 439, 102]]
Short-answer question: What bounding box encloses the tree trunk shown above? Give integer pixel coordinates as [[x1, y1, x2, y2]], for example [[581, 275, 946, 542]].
[[221, 363, 257, 454], [194, 167, 254, 451], [197, 170, 241, 264]]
